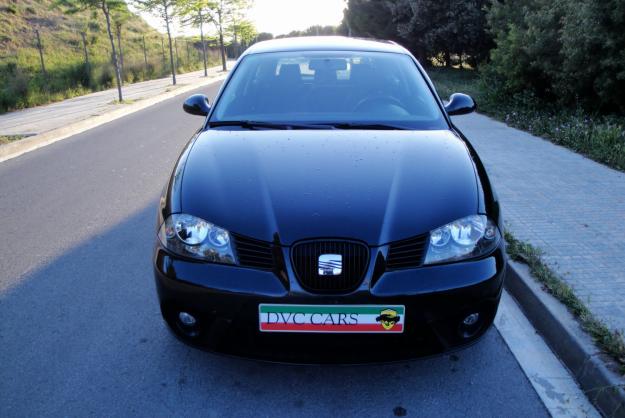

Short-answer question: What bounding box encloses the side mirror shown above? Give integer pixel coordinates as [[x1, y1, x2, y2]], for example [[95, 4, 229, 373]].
[[444, 93, 476, 116], [183, 94, 211, 116]]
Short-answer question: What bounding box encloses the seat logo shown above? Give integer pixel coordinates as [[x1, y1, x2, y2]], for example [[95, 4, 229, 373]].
[[318, 254, 342, 276]]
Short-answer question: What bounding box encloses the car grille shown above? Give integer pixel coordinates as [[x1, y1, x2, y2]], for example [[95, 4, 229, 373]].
[[291, 240, 369, 293], [233, 234, 275, 270], [386, 234, 429, 269]]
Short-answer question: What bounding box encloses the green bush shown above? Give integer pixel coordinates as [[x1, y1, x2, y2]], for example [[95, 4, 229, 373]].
[[3, 4, 17, 14], [486, 0, 625, 113], [0, 64, 29, 110], [91, 63, 114, 90]]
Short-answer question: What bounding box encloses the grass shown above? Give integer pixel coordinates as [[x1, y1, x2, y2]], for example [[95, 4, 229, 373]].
[[428, 67, 625, 172], [109, 99, 136, 105], [505, 231, 625, 374], [0, 135, 26, 144], [0, 0, 221, 114]]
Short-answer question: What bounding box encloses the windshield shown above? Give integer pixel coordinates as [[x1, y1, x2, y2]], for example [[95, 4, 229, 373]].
[[209, 51, 447, 129]]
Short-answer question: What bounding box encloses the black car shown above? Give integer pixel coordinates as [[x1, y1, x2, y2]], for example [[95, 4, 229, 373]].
[[154, 36, 505, 363]]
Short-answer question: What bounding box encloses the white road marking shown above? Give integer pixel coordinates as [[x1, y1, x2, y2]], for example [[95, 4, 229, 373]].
[[495, 290, 600, 417]]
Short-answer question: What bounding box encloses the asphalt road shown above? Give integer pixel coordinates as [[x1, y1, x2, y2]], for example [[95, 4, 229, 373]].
[[0, 81, 549, 417]]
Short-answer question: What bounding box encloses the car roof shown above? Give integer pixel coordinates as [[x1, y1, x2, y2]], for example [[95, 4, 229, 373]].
[[242, 36, 411, 56]]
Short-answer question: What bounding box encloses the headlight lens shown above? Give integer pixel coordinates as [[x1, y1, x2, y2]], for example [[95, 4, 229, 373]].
[[424, 215, 500, 265], [158, 214, 236, 264]]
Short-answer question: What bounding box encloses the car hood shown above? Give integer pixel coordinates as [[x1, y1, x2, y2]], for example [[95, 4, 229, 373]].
[[180, 129, 479, 245]]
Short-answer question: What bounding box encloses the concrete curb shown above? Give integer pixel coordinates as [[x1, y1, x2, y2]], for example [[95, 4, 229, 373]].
[[0, 73, 228, 164], [505, 260, 625, 417]]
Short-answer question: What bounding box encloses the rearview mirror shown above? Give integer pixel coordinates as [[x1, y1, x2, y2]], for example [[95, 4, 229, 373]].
[[183, 94, 211, 116], [444, 93, 476, 116]]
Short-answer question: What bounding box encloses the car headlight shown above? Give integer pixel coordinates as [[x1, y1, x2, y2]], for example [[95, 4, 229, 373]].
[[158, 214, 236, 264], [424, 215, 500, 265]]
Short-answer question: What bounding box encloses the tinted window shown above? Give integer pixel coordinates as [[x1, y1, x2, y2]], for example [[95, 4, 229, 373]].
[[210, 51, 446, 129]]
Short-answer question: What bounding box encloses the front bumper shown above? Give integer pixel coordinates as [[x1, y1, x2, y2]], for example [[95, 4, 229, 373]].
[[154, 244, 506, 363]]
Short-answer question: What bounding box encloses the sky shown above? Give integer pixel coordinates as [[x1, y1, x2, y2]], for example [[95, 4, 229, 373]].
[[250, 0, 346, 35], [133, 0, 346, 37]]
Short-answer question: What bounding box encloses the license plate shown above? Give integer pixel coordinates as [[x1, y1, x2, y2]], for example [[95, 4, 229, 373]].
[[258, 304, 405, 333]]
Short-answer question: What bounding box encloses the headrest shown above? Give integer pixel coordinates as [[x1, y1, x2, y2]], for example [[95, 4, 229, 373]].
[[278, 63, 302, 81]]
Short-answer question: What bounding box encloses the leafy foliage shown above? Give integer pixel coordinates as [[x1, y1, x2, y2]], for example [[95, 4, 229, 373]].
[[393, 0, 492, 66], [486, 0, 625, 112], [342, 0, 399, 41], [275, 25, 340, 39], [230, 19, 256, 46], [175, 0, 252, 71], [255, 32, 273, 42], [133, 0, 179, 84], [343, 0, 492, 66]]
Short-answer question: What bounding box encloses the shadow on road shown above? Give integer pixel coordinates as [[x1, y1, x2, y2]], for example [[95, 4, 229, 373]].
[[0, 201, 547, 418]]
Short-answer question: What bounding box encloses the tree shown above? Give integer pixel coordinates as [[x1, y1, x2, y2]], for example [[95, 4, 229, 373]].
[[225, 0, 251, 58], [229, 19, 256, 51], [112, 8, 131, 79], [342, 0, 398, 41], [486, 0, 563, 97], [198, 0, 252, 71], [133, 0, 178, 85], [486, 0, 625, 111], [559, 0, 625, 111], [275, 25, 339, 39], [342, 0, 492, 66], [55, 0, 125, 101], [211, 1, 228, 71], [176, 0, 216, 76], [255, 32, 273, 42], [390, 0, 492, 67]]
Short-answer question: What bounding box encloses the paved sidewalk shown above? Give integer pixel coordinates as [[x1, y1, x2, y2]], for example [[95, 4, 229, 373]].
[[454, 113, 625, 335], [0, 63, 232, 137]]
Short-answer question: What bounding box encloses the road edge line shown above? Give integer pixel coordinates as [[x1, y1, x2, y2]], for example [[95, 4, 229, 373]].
[[0, 73, 227, 164], [495, 290, 600, 416], [505, 260, 625, 417]]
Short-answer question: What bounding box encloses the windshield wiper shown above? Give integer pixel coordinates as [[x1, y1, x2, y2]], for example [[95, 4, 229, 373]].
[[327, 123, 408, 130], [208, 121, 335, 130], [208, 121, 409, 130]]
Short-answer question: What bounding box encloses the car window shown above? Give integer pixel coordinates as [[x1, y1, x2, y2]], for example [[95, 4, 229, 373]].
[[210, 51, 447, 130]]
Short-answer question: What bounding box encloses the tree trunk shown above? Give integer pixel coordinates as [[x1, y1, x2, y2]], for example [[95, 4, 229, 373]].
[[217, 9, 226, 71], [35, 29, 47, 79], [160, 37, 166, 69], [174, 38, 179, 68], [116, 24, 124, 78], [80, 32, 90, 68], [142, 35, 148, 72], [199, 10, 208, 76], [231, 14, 239, 58], [164, 4, 176, 85], [102, 1, 123, 102]]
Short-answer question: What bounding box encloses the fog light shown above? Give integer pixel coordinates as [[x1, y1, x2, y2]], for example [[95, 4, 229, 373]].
[[178, 312, 197, 327], [463, 313, 480, 326]]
